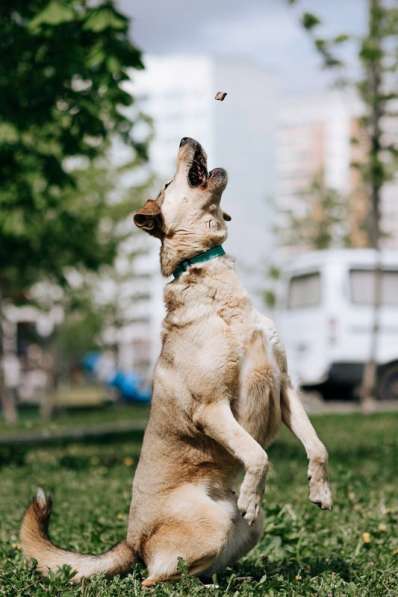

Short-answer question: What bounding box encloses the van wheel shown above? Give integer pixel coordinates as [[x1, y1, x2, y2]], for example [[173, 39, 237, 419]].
[[317, 382, 355, 402], [378, 363, 398, 401]]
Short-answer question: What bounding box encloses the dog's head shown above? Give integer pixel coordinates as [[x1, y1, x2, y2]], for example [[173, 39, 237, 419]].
[[134, 137, 231, 276]]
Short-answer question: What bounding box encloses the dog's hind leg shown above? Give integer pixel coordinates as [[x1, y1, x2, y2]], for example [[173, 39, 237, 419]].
[[281, 382, 332, 510], [141, 489, 264, 588], [238, 329, 282, 447], [204, 509, 264, 578], [141, 486, 235, 587]]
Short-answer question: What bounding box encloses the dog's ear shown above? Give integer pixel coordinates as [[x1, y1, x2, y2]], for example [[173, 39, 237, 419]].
[[222, 211, 232, 222], [133, 200, 163, 238]]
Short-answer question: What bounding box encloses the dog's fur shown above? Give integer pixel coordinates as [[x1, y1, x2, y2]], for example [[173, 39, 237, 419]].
[[20, 138, 332, 587]]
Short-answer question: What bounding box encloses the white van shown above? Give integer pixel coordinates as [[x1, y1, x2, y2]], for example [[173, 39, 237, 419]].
[[276, 249, 398, 400]]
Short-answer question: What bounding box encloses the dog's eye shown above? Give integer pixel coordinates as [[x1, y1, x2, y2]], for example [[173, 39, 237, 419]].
[[164, 180, 172, 189]]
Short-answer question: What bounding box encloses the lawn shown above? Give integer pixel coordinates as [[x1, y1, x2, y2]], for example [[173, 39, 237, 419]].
[[0, 403, 149, 440], [0, 412, 397, 596]]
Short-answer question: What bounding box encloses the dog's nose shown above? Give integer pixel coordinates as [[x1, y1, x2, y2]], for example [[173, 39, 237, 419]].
[[179, 137, 189, 147]]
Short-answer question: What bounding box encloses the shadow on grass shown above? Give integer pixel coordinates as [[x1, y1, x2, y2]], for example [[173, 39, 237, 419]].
[[270, 439, 397, 466], [0, 432, 144, 469], [2, 433, 395, 472], [225, 553, 354, 586]]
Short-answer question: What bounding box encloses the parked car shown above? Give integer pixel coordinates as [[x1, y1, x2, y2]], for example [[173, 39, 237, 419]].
[[276, 249, 398, 400]]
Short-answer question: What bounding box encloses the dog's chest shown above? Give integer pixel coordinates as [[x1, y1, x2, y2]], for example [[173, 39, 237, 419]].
[[162, 282, 281, 443]]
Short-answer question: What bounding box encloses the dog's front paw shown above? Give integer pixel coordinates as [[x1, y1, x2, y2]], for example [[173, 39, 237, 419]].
[[308, 463, 332, 510], [237, 486, 261, 526]]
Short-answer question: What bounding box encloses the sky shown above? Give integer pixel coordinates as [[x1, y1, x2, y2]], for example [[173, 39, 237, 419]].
[[118, 0, 367, 95]]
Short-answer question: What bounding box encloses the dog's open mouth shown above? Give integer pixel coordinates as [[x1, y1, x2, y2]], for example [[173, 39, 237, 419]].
[[188, 145, 208, 187]]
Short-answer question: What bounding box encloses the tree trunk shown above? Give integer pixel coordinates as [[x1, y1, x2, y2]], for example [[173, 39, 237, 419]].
[[40, 348, 58, 421], [0, 289, 18, 424], [359, 0, 383, 412], [0, 373, 18, 424], [359, 259, 382, 412]]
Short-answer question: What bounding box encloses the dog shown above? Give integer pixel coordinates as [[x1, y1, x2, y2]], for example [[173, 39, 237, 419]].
[[20, 137, 332, 587]]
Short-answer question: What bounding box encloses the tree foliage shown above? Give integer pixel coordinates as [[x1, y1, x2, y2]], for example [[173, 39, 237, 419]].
[[0, 0, 147, 297], [290, 0, 398, 248], [289, 0, 398, 402], [281, 172, 351, 251]]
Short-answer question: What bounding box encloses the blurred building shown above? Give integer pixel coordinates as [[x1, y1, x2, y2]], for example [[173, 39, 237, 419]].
[[115, 66, 398, 377], [95, 234, 157, 376], [121, 54, 278, 368], [277, 93, 353, 206], [132, 55, 277, 278], [276, 91, 398, 251]]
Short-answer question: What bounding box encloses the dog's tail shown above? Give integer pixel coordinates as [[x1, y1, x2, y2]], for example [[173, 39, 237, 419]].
[[20, 488, 136, 582]]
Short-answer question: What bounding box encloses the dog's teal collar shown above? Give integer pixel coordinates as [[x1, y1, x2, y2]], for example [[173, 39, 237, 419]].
[[172, 245, 225, 280]]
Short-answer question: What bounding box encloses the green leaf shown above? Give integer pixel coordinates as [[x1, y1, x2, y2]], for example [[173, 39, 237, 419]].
[[334, 33, 350, 44], [360, 45, 383, 62], [29, 1, 75, 30], [87, 44, 106, 68], [301, 12, 321, 30], [106, 56, 121, 75], [263, 289, 277, 309], [324, 56, 343, 68], [268, 265, 281, 280], [0, 123, 18, 143], [84, 6, 127, 33]]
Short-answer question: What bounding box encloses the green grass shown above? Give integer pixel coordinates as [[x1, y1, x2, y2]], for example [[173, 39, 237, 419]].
[[1, 413, 398, 595]]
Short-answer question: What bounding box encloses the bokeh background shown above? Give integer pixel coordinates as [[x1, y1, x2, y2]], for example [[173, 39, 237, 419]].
[[1, 0, 397, 420], [1, 2, 398, 595]]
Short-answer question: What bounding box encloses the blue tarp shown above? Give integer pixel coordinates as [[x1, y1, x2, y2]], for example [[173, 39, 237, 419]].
[[82, 352, 151, 403]]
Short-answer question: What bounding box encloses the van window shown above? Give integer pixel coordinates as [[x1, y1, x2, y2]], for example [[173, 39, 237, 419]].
[[350, 269, 398, 306], [288, 272, 321, 309]]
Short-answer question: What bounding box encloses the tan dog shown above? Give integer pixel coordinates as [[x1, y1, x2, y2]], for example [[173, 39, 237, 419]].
[[20, 137, 332, 587]]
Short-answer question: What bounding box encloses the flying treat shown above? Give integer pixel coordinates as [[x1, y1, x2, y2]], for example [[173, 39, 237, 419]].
[[215, 91, 227, 101]]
